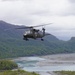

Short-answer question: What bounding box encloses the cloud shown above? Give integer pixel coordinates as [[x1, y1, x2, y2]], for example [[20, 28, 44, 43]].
[[63, 0, 75, 16], [2, 0, 26, 1], [69, 0, 75, 3], [0, 0, 75, 40]]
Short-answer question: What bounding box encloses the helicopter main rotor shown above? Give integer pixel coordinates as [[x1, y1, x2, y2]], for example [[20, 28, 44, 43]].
[[16, 23, 52, 29]]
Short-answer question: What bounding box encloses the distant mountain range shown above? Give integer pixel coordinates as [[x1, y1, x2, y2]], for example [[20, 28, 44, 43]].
[[0, 20, 75, 59]]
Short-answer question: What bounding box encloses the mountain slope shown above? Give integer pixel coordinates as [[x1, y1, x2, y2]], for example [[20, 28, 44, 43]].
[[0, 21, 74, 59]]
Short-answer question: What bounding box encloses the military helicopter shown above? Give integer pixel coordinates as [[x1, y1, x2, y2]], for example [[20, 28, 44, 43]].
[[17, 23, 52, 41]]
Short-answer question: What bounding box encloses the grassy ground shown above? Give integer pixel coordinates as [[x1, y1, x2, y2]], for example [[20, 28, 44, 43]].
[[0, 70, 39, 75], [55, 71, 75, 75]]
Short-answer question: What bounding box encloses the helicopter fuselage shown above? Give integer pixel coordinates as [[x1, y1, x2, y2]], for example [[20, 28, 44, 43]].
[[23, 29, 44, 40], [16, 23, 52, 41]]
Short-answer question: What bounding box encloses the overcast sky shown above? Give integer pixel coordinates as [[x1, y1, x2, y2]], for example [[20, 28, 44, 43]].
[[0, 0, 75, 40]]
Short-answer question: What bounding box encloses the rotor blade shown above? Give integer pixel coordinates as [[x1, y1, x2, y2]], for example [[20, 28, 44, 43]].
[[32, 23, 52, 28], [15, 27, 31, 29], [14, 23, 52, 29]]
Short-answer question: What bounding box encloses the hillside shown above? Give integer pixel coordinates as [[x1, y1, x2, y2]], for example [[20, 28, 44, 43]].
[[0, 20, 75, 59]]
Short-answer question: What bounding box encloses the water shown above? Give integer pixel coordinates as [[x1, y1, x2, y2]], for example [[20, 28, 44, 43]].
[[22, 65, 75, 72], [15, 57, 75, 72]]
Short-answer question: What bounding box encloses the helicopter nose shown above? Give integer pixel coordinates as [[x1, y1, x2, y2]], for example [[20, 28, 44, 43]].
[[23, 33, 27, 36], [23, 34, 27, 38]]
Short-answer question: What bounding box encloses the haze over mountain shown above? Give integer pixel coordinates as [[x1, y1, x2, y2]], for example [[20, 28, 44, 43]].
[[0, 20, 75, 59]]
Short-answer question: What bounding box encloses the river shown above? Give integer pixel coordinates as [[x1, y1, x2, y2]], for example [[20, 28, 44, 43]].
[[14, 54, 75, 75]]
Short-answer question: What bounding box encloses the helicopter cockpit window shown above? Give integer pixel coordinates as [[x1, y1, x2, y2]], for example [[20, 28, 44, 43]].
[[24, 31, 30, 35]]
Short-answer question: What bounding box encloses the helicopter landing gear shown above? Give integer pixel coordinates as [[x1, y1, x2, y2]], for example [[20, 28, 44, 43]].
[[41, 38, 44, 41], [26, 38, 29, 41], [23, 38, 29, 41]]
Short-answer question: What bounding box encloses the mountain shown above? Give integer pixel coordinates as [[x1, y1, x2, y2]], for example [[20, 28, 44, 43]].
[[0, 21, 24, 39], [0, 20, 75, 59], [69, 37, 75, 41]]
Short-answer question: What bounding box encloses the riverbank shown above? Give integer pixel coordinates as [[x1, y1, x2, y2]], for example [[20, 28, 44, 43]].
[[37, 53, 75, 66], [35, 53, 75, 75], [14, 53, 75, 75]]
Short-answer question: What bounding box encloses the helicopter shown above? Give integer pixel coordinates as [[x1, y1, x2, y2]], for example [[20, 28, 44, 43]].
[[17, 23, 52, 41]]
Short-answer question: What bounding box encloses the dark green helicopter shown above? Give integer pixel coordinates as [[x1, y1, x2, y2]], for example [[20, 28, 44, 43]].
[[17, 23, 52, 41]]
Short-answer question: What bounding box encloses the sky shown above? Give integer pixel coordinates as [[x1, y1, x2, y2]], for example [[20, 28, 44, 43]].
[[0, 0, 75, 40]]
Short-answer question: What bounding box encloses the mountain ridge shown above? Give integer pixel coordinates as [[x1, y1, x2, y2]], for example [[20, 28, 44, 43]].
[[0, 20, 75, 59]]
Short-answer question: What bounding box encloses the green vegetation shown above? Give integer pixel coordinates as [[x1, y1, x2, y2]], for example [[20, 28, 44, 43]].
[[0, 37, 74, 59], [55, 71, 75, 75], [0, 21, 75, 59], [0, 70, 39, 75], [0, 60, 18, 70], [0, 59, 39, 75], [0, 38, 66, 59]]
